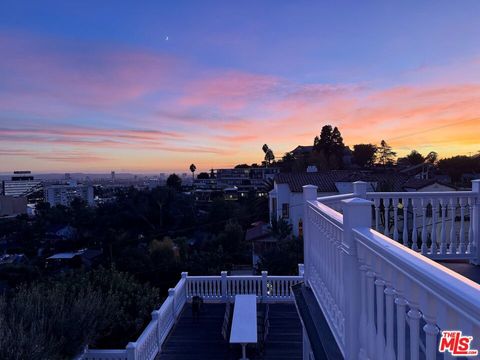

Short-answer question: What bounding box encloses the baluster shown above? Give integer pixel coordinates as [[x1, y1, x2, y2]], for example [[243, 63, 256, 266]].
[[366, 271, 376, 358], [384, 198, 390, 237], [423, 315, 439, 360], [459, 198, 466, 253], [430, 199, 438, 254], [358, 265, 368, 359], [468, 198, 474, 253], [374, 198, 380, 231], [375, 279, 386, 357], [402, 197, 409, 247], [440, 198, 447, 254], [407, 302, 422, 360], [449, 198, 457, 254], [421, 198, 428, 254], [384, 285, 396, 360], [392, 198, 399, 241], [411, 198, 418, 250], [395, 293, 408, 360]]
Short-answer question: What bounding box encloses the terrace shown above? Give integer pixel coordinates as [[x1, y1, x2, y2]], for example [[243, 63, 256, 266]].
[[79, 180, 480, 360]]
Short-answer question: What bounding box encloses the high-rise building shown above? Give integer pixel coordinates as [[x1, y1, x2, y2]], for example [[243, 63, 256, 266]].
[[44, 182, 94, 207], [2, 171, 42, 197]]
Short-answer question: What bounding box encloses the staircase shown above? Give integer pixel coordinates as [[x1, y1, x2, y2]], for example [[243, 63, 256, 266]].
[[262, 304, 303, 360]]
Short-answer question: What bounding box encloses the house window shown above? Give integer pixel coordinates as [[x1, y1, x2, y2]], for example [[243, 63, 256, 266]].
[[282, 203, 290, 219]]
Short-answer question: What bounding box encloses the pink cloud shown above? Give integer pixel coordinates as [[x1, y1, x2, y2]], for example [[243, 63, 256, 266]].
[[178, 70, 280, 111], [0, 32, 180, 110]]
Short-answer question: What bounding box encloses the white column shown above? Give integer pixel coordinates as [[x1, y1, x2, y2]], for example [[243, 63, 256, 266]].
[[353, 181, 368, 198], [342, 197, 372, 360], [303, 185, 318, 285], [168, 288, 176, 321], [471, 179, 480, 264], [221, 271, 228, 301], [261, 270, 268, 301], [126, 342, 137, 360]]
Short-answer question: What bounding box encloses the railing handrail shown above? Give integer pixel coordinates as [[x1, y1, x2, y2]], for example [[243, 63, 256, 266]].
[[366, 190, 477, 198], [266, 275, 303, 280], [186, 275, 221, 280], [308, 199, 343, 226], [317, 193, 356, 203], [354, 227, 480, 325]]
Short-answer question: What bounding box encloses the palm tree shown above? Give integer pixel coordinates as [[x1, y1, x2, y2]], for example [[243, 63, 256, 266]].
[[189, 164, 197, 180]]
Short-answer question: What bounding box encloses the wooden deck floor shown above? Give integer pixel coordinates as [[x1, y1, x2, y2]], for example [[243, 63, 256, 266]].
[[158, 303, 302, 360], [439, 260, 480, 284]]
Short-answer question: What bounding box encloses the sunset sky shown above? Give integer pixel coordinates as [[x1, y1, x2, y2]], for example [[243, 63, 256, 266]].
[[1, 1, 479, 173]]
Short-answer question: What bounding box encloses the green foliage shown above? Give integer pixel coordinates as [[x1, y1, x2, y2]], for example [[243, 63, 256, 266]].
[[258, 237, 303, 275], [0, 268, 160, 360], [270, 216, 293, 240]]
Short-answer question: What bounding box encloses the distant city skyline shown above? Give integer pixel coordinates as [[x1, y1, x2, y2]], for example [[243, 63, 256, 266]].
[[1, 1, 479, 172]]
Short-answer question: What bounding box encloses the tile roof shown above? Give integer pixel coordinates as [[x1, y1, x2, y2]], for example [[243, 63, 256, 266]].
[[274, 170, 409, 193], [402, 178, 456, 190]]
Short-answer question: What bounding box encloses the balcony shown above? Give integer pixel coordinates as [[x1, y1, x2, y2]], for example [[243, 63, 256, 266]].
[[80, 180, 480, 360], [79, 271, 304, 360], [301, 180, 480, 359]]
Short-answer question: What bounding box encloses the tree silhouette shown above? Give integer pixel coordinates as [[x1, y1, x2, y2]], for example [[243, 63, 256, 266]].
[[166, 173, 182, 191], [405, 150, 425, 165], [189, 164, 196, 180], [378, 140, 396, 166], [197, 172, 210, 179], [262, 144, 275, 167], [425, 151, 438, 164], [352, 144, 377, 167], [313, 125, 345, 169]]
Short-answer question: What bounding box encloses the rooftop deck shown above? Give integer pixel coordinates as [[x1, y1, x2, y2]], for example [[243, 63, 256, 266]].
[[440, 260, 480, 284], [80, 180, 480, 360], [158, 303, 302, 360]]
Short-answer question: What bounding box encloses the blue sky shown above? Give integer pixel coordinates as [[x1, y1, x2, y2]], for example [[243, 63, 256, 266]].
[[1, 1, 479, 172]]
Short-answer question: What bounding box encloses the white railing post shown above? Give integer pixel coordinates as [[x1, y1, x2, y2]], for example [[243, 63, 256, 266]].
[[168, 288, 176, 321], [126, 342, 136, 360], [353, 181, 368, 198], [181, 271, 188, 305], [298, 263, 304, 277], [151, 309, 160, 350], [303, 185, 318, 285], [261, 270, 268, 301], [221, 271, 228, 301], [341, 197, 372, 360], [471, 179, 480, 265]]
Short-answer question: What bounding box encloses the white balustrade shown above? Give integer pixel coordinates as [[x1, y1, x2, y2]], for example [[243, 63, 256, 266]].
[[314, 180, 480, 262], [303, 182, 480, 359], [367, 190, 479, 260]]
